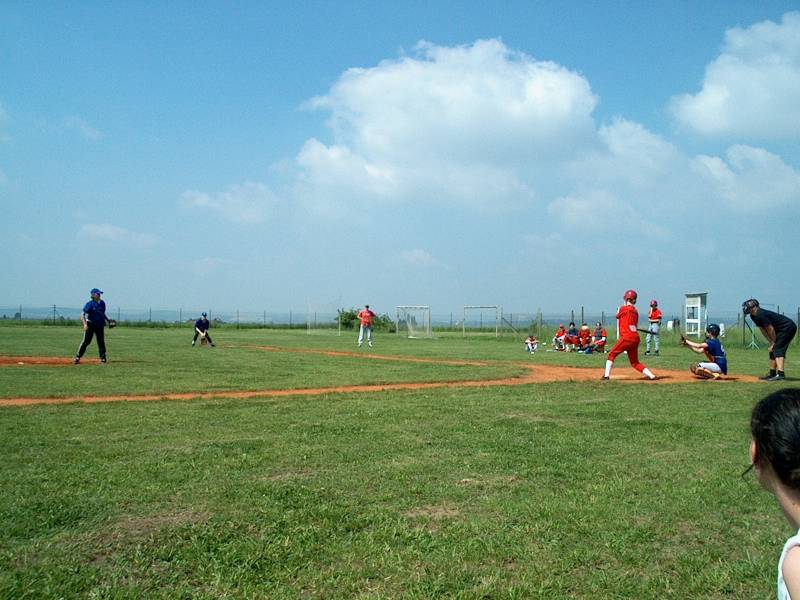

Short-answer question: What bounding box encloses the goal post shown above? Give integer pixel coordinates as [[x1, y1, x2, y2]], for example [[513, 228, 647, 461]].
[[396, 305, 432, 338], [463, 305, 502, 338]]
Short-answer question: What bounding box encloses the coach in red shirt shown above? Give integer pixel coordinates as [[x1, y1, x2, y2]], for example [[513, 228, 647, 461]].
[[645, 300, 663, 356], [357, 304, 376, 348]]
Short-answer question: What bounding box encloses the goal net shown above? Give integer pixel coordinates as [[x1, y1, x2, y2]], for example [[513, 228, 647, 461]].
[[306, 296, 342, 336], [396, 306, 432, 338], [462, 305, 502, 338]]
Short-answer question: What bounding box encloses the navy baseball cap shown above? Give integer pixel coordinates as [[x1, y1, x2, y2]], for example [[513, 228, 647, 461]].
[[201, 312, 207, 317], [90, 288, 103, 295]]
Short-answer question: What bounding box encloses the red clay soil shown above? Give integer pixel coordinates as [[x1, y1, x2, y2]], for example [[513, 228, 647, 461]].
[[0, 350, 760, 407], [0, 356, 100, 366]]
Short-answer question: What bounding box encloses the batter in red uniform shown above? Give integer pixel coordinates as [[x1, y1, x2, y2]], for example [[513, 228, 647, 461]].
[[602, 290, 656, 380]]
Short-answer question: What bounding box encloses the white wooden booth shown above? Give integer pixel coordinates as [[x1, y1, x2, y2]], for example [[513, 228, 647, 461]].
[[684, 292, 708, 338]]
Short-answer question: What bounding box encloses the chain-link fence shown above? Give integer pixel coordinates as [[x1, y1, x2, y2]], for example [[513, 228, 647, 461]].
[[2, 304, 798, 347]]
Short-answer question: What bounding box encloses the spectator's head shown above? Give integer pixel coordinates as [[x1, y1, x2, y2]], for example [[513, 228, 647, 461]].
[[750, 389, 800, 494]]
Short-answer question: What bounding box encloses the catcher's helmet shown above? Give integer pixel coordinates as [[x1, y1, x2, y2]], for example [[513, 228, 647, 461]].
[[706, 323, 721, 336], [90, 288, 103, 295], [623, 289, 638, 302], [742, 298, 759, 314], [650, 299, 658, 307]]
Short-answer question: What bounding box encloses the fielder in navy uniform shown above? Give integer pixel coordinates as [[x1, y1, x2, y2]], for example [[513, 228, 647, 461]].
[[743, 298, 798, 381], [192, 312, 215, 347], [682, 323, 727, 379], [74, 288, 112, 364]]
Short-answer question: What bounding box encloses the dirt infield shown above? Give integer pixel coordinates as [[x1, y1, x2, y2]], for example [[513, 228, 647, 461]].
[[0, 356, 100, 366], [0, 349, 760, 407]]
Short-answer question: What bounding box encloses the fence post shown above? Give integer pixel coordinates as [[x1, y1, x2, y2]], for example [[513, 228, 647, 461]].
[[289, 311, 292, 328], [581, 306, 584, 324], [53, 304, 57, 324], [179, 308, 182, 323], [117, 307, 121, 321], [570, 309, 575, 323], [537, 308, 543, 339], [148, 307, 152, 322], [236, 310, 240, 329], [601, 311, 605, 326]]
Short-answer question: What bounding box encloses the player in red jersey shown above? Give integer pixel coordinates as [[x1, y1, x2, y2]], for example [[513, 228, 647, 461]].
[[357, 304, 376, 347], [591, 322, 607, 353], [577, 323, 592, 351], [552, 324, 567, 351], [602, 290, 656, 380]]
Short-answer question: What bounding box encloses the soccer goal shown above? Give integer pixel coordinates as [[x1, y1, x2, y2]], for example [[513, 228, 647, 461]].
[[463, 305, 502, 338], [306, 297, 343, 336], [396, 306, 432, 338]]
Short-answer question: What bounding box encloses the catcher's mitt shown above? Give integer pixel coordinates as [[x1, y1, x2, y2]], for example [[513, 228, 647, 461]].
[[108, 319, 117, 328]]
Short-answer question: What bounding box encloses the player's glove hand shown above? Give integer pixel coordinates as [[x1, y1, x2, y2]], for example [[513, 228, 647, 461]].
[[108, 319, 117, 328]]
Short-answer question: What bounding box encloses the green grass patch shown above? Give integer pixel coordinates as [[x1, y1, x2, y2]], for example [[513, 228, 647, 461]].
[[0, 326, 797, 597]]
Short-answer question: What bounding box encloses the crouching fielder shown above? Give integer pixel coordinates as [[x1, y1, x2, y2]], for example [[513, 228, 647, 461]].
[[602, 289, 656, 381]]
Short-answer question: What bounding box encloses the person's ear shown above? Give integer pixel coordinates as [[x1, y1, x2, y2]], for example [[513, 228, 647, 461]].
[[750, 439, 759, 467]]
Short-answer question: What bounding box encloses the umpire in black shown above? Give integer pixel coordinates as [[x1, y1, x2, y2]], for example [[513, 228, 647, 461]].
[[74, 288, 113, 364], [743, 298, 798, 381]]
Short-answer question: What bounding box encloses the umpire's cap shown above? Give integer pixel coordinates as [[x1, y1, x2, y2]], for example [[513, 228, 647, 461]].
[[90, 288, 103, 295], [742, 298, 759, 314]]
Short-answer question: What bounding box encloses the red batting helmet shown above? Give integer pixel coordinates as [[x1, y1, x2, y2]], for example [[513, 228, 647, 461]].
[[650, 299, 658, 307], [623, 289, 637, 302]]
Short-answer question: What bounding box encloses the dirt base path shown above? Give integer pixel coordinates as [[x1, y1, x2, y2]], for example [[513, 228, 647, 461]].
[[0, 356, 102, 366], [0, 350, 760, 407]]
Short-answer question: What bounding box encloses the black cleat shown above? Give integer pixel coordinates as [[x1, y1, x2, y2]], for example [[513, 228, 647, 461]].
[[73, 357, 80, 364], [764, 373, 786, 381], [601, 376, 610, 380], [760, 372, 778, 380]]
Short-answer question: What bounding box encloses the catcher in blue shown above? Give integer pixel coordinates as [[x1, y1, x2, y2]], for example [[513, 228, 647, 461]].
[[74, 288, 116, 364], [681, 323, 727, 380]]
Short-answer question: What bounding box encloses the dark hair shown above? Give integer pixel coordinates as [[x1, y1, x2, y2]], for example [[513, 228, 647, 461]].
[[750, 389, 800, 489]]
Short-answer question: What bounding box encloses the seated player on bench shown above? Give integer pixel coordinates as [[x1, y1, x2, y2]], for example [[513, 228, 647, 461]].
[[682, 323, 727, 380], [552, 324, 567, 351], [577, 323, 592, 352], [590, 322, 607, 353], [565, 322, 579, 352], [524, 334, 539, 354]]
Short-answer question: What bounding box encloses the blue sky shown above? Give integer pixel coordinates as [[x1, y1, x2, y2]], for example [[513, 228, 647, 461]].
[[1, 1, 799, 317]]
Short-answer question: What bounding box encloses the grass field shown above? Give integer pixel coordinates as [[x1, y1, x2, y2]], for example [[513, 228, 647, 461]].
[[0, 325, 797, 598]]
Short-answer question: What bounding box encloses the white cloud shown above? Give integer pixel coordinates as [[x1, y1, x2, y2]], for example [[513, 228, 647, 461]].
[[63, 115, 104, 141], [547, 190, 670, 241], [298, 39, 595, 210], [181, 182, 281, 224], [77, 223, 158, 247], [670, 12, 800, 138], [399, 248, 445, 268], [692, 144, 800, 210]]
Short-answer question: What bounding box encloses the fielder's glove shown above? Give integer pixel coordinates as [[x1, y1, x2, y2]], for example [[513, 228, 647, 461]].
[[108, 319, 117, 328]]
